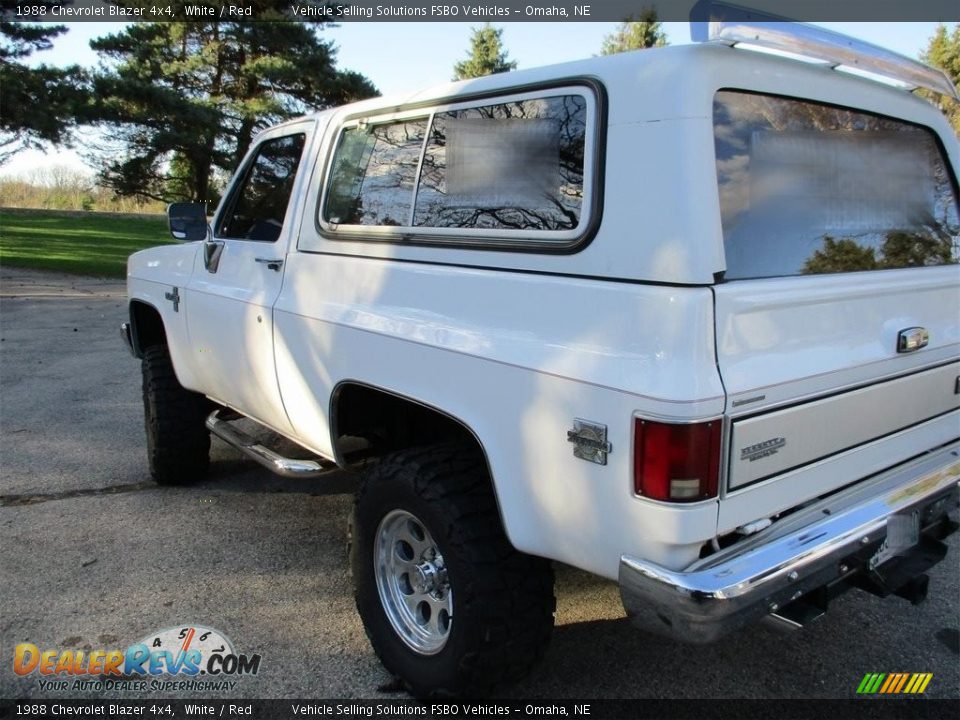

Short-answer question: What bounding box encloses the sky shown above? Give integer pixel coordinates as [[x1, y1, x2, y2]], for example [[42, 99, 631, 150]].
[[2, 20, 949, 179]]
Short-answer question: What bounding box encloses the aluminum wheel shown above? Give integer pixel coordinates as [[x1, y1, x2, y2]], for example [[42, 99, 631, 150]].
[[374, 509, 453, 655]]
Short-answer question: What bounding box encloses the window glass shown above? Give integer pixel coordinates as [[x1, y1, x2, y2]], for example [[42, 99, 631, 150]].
[[713, 91, 959, 279], [219, 133, 306, 242], [414, 95, 587, 231], [324, 119, 427, 226]]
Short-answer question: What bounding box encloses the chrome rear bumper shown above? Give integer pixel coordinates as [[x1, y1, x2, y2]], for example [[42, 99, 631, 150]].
[[619, 443, 960, 643]]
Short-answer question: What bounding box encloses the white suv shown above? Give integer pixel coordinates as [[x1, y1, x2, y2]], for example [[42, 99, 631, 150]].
[[122, 22, 960, 697]]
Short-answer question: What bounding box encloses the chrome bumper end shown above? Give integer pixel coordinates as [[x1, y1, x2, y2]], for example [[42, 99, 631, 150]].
[[619, 445, 960, 643], [120, 322, 135, 357]]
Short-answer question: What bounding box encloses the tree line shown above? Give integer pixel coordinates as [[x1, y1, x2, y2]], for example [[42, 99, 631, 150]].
[[452, 12, 667, 81], [2, 4, 958, 209], [1, 0, 378, 206]]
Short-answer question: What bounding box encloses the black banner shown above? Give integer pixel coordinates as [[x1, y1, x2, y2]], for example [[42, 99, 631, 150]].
[[1, 699, 958, 720], [5, 0, 960, 23]]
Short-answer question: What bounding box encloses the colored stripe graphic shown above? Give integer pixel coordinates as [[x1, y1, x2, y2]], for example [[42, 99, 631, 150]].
[[879, 674, 896, 693], [857, 673, 932, 694]]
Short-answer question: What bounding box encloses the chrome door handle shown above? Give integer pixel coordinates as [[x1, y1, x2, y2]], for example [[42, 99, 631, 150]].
[[255, 257, 284, 271]]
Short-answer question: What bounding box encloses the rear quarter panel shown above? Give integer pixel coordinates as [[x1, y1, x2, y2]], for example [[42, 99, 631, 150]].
[[273, 254, 725, 578]]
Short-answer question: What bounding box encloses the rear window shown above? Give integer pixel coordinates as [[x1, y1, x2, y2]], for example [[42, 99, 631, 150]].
[[713, 91, 959, 279]]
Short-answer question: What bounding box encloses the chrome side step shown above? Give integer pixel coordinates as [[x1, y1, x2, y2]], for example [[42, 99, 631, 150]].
[[206, 411, 336, 478]]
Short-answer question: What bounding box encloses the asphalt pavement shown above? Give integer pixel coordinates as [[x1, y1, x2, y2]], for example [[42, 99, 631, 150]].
[[1, 267, 957, 701]]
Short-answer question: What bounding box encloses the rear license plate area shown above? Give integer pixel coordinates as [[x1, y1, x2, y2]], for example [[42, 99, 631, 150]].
[[870, 510, 920, 570]]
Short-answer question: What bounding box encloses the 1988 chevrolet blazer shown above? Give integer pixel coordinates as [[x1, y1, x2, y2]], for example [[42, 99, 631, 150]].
[[122, 20, 960, 697]]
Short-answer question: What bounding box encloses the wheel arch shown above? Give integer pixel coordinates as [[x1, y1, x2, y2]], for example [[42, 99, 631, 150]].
[[330, 380, 511, 539], [128, 300, 167, 358]]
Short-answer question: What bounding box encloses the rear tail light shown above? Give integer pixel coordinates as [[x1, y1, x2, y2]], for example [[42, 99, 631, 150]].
[[633, 418, 721, 502]]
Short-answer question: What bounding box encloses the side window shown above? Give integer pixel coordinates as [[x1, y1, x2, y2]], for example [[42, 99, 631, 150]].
[[324, 119, 427, 226], [415, 96, 586, 231], [218, 133, 307, 242], [319, 88, 593, 244]]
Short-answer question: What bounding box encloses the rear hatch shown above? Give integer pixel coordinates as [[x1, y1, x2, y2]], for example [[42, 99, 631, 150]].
[[710, 90, 960, 533]]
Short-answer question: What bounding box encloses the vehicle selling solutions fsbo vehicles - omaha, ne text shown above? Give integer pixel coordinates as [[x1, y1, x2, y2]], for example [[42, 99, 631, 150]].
[[121, 16, 960, 697]]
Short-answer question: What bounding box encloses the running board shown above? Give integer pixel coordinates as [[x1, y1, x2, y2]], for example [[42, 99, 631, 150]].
[[206, 411, 336, 478]]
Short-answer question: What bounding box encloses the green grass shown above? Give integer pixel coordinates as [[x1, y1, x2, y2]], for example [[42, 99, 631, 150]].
[[0, 210, 174, 278]]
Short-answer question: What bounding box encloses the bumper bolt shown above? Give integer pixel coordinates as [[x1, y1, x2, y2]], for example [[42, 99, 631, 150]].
[[787, 571, 799, 582], [860, 536, 870, 545]]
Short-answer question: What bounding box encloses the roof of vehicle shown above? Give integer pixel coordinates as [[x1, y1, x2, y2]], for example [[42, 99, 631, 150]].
[[302, 42, 953, 131]]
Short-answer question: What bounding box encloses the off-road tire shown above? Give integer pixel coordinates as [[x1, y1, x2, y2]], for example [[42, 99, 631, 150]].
[[350, 444, 555, 698], [142, 344, 211, 485]]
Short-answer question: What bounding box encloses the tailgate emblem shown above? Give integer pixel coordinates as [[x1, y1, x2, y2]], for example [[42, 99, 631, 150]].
[[741, 437, 786, 462], [897, 327, 929, 353]]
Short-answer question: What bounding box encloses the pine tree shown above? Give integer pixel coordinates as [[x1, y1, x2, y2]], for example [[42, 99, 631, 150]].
[[802, 237, 878, 275], [453, 24, 517, 81], [920, 24, 960, 136], [88, 2, 378, 203], [600, 9, 668, 55], [0, 1, 89, 164]]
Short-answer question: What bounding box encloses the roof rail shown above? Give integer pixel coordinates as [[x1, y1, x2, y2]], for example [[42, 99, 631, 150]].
[[690, 1, 959, 100]]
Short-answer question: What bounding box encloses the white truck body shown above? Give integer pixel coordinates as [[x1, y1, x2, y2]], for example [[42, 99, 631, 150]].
[[125, 36, 960, 692]]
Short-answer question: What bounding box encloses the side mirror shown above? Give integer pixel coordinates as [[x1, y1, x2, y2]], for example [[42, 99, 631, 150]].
[[167, 202, 209, 242]]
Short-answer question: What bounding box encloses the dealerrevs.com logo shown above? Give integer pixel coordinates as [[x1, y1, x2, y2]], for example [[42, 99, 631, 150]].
[[13, 625, 261, 693]]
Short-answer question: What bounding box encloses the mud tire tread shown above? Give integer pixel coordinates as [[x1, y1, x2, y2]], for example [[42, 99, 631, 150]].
[[142, 344, 210, 485]]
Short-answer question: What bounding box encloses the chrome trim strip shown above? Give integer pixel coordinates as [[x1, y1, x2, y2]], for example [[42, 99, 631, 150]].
[[725, 352, 960, 419], [619, 443, 960, 643], [206, 411, 334, 478]]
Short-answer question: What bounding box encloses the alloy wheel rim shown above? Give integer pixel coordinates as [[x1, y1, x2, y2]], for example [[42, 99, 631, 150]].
[[374, 509, 453, 655]]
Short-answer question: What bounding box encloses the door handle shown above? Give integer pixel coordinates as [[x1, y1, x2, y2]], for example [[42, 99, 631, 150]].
[[255, 257, 284, 271]]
